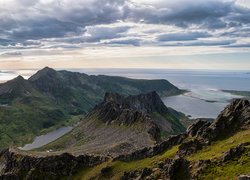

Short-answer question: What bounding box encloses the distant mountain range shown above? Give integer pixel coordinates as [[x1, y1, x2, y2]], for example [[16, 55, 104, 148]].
[[0, 67, 183, 150]]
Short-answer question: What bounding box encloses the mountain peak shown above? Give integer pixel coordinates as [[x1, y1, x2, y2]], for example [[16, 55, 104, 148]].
[[224, 99, 250, 113], [29, 67, 57, 81], [103, 91, 167, 114], [91, 91, 170, 127], [41, 66, 55, 72], [12, 75, 25, 82]]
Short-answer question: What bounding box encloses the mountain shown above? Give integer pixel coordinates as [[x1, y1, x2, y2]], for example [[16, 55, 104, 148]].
[[0, 99, 249, 179], [0, 75, 35, 104], [0, 67, 183, 150], [38, 91, 186, 156]]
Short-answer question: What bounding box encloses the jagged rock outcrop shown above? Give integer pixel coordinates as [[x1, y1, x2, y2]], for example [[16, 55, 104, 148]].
[[196, 99, 250, 143], [0, 148, 108, 179], [238, 174, 250, 180], [177, 139, 203, 156], [222, 142, 250, 162], [186, 120, 211, 137], [90, 91, 170, 126]]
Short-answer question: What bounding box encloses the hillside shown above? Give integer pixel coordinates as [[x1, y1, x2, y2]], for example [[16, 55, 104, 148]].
[[0, 67, 183, 150], [0, 99, 249, 179], [38, 91, 186, 156]]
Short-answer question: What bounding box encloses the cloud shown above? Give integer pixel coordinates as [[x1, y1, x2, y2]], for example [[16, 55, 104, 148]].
[[0, 0, 249, 52], [157, 32, 211, 42], [0, 51, 22, 57], [105, 38, 141, 46]]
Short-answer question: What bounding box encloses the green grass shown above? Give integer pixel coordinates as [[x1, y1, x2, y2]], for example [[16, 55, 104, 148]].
[[187, 129, 250, 161], [73, 145, 179, 180], [199, 153, 250, 180], [72, 130, 250, 180]]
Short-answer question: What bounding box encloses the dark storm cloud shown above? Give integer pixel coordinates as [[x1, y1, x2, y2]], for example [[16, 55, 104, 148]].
[[0, 0, 250, 48], [128, 0, 234, 28]]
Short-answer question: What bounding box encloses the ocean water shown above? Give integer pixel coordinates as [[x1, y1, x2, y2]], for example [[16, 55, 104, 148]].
[[1, 68, 250, 119], [74, 69, 249, 118]]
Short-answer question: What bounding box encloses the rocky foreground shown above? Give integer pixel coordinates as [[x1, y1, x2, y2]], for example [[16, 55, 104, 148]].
[[0, 99, 250, 179]]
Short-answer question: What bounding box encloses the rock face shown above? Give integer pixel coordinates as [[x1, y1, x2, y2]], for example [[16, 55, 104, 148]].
[[92, 91, 171, 125], [238, 174, 250, 180], [40, 91, 185, 157], [0, 148, 107, 179], [196, 99, 250, 143], [222, 142, 250, 162]]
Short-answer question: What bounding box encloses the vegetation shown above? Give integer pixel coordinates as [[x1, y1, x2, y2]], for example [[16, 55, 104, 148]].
[[187, 129, 250, 161], [199, 154, 250, 180], [71, 129, 250, 180], [73, 145, 179, 180]]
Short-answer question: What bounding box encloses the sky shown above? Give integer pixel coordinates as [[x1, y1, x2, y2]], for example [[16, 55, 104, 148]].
[[0, 0, 250, 70]]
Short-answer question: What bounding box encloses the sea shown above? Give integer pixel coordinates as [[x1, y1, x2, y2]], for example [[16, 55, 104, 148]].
[[1, 68, 250, 119]]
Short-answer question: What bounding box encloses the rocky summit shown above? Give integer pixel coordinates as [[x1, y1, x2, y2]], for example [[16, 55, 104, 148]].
[[0, 99, 249, 179], [37, 91, 186, 157]]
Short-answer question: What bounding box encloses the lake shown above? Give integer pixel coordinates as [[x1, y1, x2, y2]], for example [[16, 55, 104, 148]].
[[19, 126, 73, 150]]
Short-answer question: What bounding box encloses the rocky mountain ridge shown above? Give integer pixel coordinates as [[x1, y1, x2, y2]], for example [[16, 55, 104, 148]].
[[0, 99, 249, 179]]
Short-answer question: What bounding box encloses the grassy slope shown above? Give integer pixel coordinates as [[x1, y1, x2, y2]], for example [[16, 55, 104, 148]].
[[73, 145, 179, 180], [188, 129, 250, 180], [72, 129, 250, 180]]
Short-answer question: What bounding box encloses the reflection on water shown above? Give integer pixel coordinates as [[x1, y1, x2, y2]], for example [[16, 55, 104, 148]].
[[19, 126, 73, 150]]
